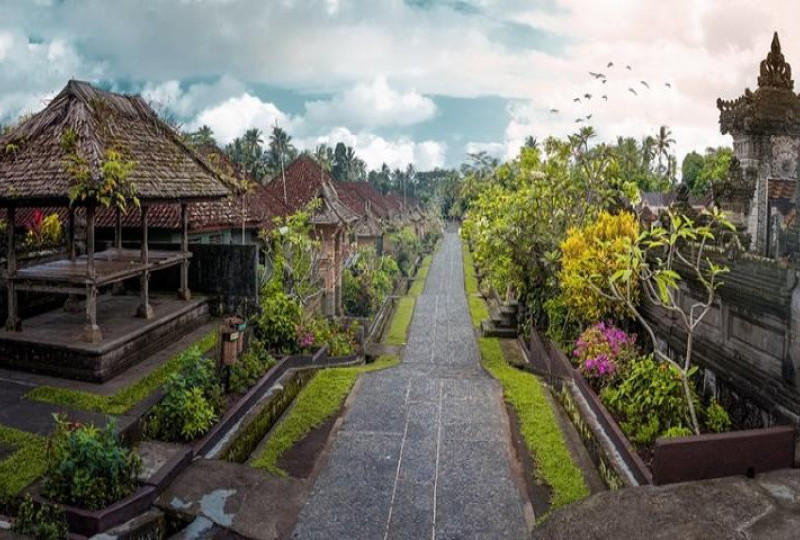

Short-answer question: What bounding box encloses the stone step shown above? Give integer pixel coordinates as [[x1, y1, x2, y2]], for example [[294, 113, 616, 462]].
[[481, 319, 518, 338]]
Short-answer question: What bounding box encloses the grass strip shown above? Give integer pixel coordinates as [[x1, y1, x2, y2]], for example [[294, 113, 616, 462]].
[[251, 355, 399, 475], [478, 337, 589, 510], [0, 425, 47, 497], [26, 331, 218, 416], [384, 296, 416, 345], [462, 242, 489, 328], [408, 255, 433, 297]]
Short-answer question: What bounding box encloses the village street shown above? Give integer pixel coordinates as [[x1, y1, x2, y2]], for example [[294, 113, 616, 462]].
[[292, 231, 531, 539]]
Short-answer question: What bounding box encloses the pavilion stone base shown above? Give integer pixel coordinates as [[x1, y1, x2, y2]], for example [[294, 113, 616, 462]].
[[0, 294, 210, 382]]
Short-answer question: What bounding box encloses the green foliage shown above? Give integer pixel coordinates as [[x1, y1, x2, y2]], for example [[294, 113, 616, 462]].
[[229, 339, 276, 395], [342, 247, 399, 317], [705, 399, 732, 433], [251, 355, 399, 475], [26, 331, 218, 415], [0, 425, 47, 497], [684, 146, 733, 196], [385, 296, 415, 345], [24, 210, 62, 249], [681, 151, 704, 192], [601, 356, 696, 445], [66, 146, 139, 211], [389, 226, 421, 277], [145, 357, 222, 442], [43, 415, 141, 511], [297, 317, 359, 357], [662, 426, 693, 439], [478, 337, 589, 509], [462, 242, 490, 328], [11, 495, 68, 540], [559, 211, 639, 324], [253, 289, 303, 354]]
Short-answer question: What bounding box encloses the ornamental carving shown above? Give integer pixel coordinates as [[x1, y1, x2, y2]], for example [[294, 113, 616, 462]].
[[770, 136, 800, 179], [758, 32, 794, 90]]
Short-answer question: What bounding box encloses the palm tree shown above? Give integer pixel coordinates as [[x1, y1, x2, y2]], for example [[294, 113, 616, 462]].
[[655, 126, 675, 176], [524, 135, 539, 150], [270, 124, 293, 204]]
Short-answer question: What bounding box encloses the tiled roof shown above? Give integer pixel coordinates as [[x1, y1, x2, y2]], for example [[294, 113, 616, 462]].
[[337, 182, 384, 237], [0, 80, 229, 205], [769, 179, 795, 199], [263, 156, 357, 226]]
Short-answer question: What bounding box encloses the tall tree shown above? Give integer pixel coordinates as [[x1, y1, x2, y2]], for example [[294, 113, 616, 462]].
[[655, 125, 675, 176], [185, 125, 216, 147], [226, 128, 269, 183]]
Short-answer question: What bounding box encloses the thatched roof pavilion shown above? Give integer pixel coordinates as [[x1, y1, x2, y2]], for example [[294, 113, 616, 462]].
[[0, 80, 230, 342]]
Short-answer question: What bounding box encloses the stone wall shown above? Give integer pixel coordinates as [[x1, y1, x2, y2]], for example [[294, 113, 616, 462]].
[[642, 251, 800, 435]]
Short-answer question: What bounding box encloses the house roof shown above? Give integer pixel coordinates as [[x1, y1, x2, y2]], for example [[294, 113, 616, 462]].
[[262, 156, 358, 226], [769, 179, 796, 199], [336, 182, 384, 237], [0, 80, 230, 206]]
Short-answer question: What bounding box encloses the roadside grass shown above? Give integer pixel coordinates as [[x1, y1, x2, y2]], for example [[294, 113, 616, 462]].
[[0, 425, 47, 497], [251, 355, 399, 475], [408, 255, 433, 297], [25, 331, 218, 416], [478, 336, 589, 510], [385, 296, 416, 345], [461, 242, 489, 328]]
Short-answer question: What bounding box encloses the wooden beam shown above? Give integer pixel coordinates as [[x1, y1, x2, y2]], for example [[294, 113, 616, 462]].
[[5, 206, 19, 331], [114, 206, 122, 249], [67, 206, 76, 261], [137, 205, 154, 319], [82, 204, 101, 342], [179, 202, 191, 300]]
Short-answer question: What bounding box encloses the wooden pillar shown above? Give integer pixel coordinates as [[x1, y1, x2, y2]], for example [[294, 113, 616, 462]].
[[114, 206, 122, 250], [64, 206, 82, 311], [137, 205, 154, 319], [178, 202, 191, 300], [5, 206, 20, 331], [334, 229, 342, 316], [82, 203, 102, 342]]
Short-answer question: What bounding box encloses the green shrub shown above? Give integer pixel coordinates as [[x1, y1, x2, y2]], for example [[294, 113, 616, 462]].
[[12, 494, 68, 540], [229, 339, 276, 394], [145, 357, 222, 442], [662, 426, 693, 439], [705, 399, 732, 433], [43, 415, 141, 511], [253, 290, 303, 354], [343, 248, 400, 317], [601, 355, 696, 446], [389, 227, 421, 277], [297, 317, 359, 357]]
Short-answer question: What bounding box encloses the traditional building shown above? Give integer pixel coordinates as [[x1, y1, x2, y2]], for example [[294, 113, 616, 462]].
[[337, 181, 388, 254], [716, 32, 800, 257], [262, 156, 358, 315]]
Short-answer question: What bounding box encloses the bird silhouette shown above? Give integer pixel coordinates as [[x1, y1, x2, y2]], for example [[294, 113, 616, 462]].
[[628, 88, 638, 95], [589, 72, 606, 79], [550, 108, 559, 114], [640, 81, 650, 89], [573, 97, 581, 103], [602, 95, 608, 100], [586, 114, 593, 120], [575, 118, 584, 123], [626, 65, 632, 70], [665, 82, 672, 88], [607, 61, 614, 68], [601, 79, 607, 84], [583, 93, 592, 99]]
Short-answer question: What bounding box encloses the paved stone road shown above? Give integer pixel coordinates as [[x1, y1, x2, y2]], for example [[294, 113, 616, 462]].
[[293, 232, 530, 540]]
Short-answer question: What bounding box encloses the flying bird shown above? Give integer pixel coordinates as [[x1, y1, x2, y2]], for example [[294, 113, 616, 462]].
[[602, 95, 608, 100], [628, 87, 638, 95], [586, 114, 593, 120], [573, 97, 581, 102], [601, 79, 607, 84], [626, 65, 632, 70], [589, 71, 605, 79], [640, 81, 650, 89], [665, 82, 672, 88], [607, 61, 614, 68], [583, 93, 592, 99], [549, 108, 559, 114], [575, 118, 584, 123]]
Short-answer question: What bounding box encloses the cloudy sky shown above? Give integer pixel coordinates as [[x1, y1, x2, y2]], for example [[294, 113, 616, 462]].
[[0, 0, 797, 171]]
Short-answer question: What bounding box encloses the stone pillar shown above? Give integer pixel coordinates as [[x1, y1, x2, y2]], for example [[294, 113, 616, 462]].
[[179, 202, 191, 300], [137, 205, 154, 319], [5, 206, 19, 331], [83, 204, 102, 342]]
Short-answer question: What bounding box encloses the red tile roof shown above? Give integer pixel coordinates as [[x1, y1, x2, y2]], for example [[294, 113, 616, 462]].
[[769, 179, 795, 199]]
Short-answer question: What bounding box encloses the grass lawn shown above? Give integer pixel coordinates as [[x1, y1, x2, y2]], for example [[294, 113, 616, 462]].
[[408, 255, 432, 297], [384, 296, 416, 345], [478, 336, 589, 510], [0, 425, 47, 497], [25, 331, 218, 416], [251, 355, 399, 475], [461, 242, 489, 328]]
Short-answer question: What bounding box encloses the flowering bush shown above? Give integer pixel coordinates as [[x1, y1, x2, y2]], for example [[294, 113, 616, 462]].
[[573, 322, 636, 386], [296, 317, 359, 357]]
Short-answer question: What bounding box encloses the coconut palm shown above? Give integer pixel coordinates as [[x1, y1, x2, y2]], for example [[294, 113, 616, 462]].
[[655, 125, 675, 176]]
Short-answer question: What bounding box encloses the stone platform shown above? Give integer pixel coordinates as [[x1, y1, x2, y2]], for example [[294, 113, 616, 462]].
[[0, 294, 209, 382]]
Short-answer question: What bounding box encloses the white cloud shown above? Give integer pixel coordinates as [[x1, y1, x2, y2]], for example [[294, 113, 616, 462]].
[[189, 93, 294, 144], [300, 127, 447, 170], [464, 141, 506, 159], [304, 77, 437, 128]]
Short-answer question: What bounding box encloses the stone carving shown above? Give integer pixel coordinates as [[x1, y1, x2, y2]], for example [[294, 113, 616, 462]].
[[758, 32, 794, 90], [770, 136, 800, 179]]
